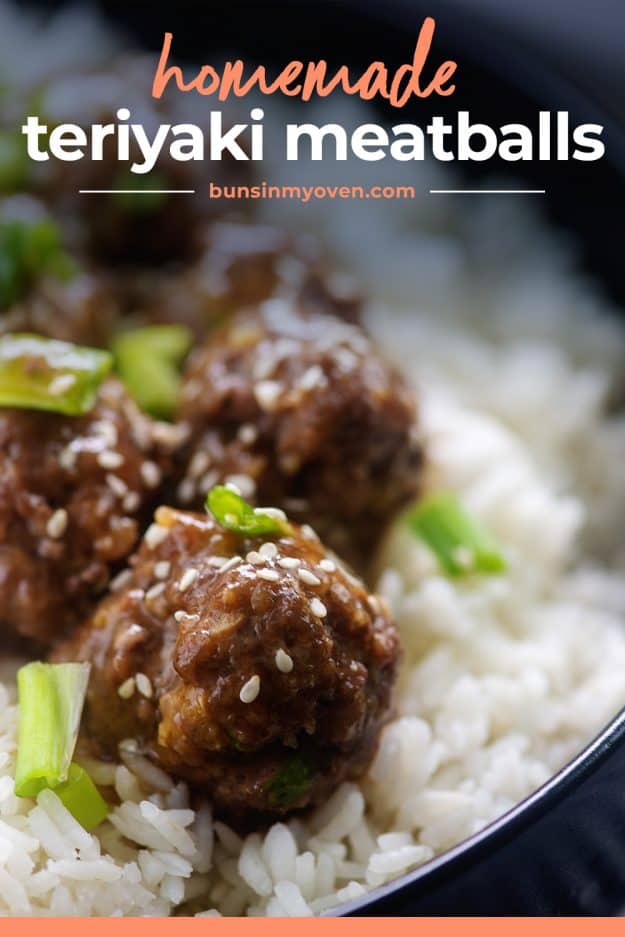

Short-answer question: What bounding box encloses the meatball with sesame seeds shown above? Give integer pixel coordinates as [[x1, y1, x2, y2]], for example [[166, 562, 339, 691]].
[[175, 301, 423, 569], [52, 503, 400, 820], [117, 221, 362, 340], [0, 378, 174, 644]]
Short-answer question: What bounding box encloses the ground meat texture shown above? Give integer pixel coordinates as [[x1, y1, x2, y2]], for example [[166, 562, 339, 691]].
[[175, 302, 422, 568], [0, 378, 176, 644], [0, 271, 120, 347], [116, 222, 361, 340], [52, 506, 400, 820]]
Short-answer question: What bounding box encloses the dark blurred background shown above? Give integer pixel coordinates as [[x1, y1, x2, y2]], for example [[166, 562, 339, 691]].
[[18, 0, 625, 302]]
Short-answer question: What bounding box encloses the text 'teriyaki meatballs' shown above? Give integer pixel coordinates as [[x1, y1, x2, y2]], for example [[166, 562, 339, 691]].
[[53, 499, 400, 820], [0, 377, 177, 644], [175, 301, 422, 568]]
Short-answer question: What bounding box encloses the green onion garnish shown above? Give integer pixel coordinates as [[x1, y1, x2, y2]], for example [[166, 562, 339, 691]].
[[266, 754, 314, 808], [408, 491, 507, 577], [112, 324, 192, 420], [15, 662, 91, 798], [51, 763, 108, 831], [0, 333, 112, 416], [206, 485, 289, 538], [0, 217, 76, 309]]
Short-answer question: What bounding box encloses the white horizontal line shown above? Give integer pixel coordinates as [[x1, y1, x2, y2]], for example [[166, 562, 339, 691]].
[[430, 189, 546, 195], [78, 189, 196, 194]]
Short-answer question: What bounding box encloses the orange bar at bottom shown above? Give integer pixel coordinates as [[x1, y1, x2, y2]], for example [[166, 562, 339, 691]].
[[5, 917, 625, 936]]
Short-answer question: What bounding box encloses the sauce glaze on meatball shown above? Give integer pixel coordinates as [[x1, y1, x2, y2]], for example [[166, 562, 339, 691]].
[[53, 505, 400, 820], [0, 378, 178, 644], [175, 301, 422, 568]]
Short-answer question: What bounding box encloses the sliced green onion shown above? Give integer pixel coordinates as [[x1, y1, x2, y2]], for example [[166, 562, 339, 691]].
[[206, 485, 289, 538], [52, 762, 108, 831], [408, 491, 507, 577], [15, 662, 91, 798], [112, 324, 192, 420], [0, 333, 112, 415], [266, 754, 313, 808], [0, 217, 76, 308]]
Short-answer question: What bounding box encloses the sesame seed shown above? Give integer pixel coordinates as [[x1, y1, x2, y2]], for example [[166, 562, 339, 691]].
[[174, 610, 200, 623], [298, 568, 321, 586], [98, 450, 124, 470], [258, 568, 279, 582], [220, 555, 242, 574], [275, 649, 294, 673], [145, 523, 168, 549], [319, 559, 336, 572], [146, 582, 166, 603], [152, 422, 188, 450], [254, 380, 282, 412], [188, 451, 211, 479], [301, 524, 319, 541], [207, 556, 229, 568], [119, 738, 139, 753], [254, 506, 287, 522], [178, 568, 198, 592], [368, 595, 381, 614], [46, 508, 68, 539], [59, 446, 76, 471], [246, 551, 264, 565], [49, 373, 76, 396], [106, 474, 128, 498], [135, 673, 153, 699], [224, 481, 242, 496], [110, 569, 132, 591], [226, 474, 256, 499], [92, 420, 118, 447], [238, 424, 258, 445], [128, 589, 145, 601], [309, 598, 327, 619], [118, 677, 136, 699], [297, 364, 325, 392], [199, 470, 218, 493], [141, 461, 162, 488], [239, 675, 260, 703], [278, 556, 300, 569], [154, 561, 171, 580], [123, 492, 140, 513], [177, 478, 195, 504], [259, 542, 278, 559]]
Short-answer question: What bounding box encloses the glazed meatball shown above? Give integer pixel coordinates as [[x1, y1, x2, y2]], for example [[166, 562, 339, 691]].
[[53, 505, 399, 819], [1, 272, 120, 347], [118, 222, 361, 340], [175, 302, 422, 567], [0, 378, 178, 644]]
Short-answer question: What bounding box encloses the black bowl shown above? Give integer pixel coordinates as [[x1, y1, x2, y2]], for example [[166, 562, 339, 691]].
[[24, 0, 625, 914]]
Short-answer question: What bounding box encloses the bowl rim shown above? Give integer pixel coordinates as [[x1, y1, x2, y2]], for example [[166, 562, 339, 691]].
[[332, 702, 625, 915]]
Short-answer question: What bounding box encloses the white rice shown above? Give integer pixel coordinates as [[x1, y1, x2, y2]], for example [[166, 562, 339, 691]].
[[1, 2, 625, 916]]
